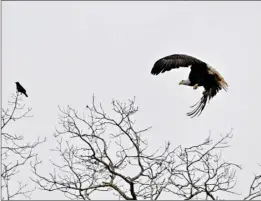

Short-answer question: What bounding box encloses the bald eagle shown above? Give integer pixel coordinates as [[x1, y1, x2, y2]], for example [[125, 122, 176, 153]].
[[151, 54, 228, 117]]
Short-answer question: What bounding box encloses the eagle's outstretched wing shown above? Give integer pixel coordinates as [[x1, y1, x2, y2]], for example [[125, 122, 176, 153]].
[[151, 54, 206, 75]]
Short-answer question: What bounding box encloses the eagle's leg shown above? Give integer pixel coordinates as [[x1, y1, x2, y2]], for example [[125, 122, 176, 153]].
[[193, 84, 199, 90]]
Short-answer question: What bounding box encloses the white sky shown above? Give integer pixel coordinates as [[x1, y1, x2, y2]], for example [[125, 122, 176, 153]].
[[2, 1, 261, 200]]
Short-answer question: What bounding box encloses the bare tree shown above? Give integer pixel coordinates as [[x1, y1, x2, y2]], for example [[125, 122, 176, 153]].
[[1, 92, 45, 200], [165, 132, 241, 200], [30, 95, 260, 200]]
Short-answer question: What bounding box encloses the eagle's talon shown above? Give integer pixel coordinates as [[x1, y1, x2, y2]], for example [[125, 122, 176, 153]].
[[193, 84, 198, 90]]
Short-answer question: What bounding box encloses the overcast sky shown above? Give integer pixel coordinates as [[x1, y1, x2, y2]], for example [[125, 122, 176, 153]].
[[2, 1, 261, 200]]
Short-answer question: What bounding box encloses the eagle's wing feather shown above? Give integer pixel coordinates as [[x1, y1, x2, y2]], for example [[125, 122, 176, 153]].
[[187, 92, 209, 118], [151, 54, 205, 75], [187, 85, 221, 118]]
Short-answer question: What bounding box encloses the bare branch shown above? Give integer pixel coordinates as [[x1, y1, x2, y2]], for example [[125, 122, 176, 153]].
[[31, 95, 176, 200], [29, 95, 258, 200], [244, 165, 261, 200], [1, 92, 46, 200]]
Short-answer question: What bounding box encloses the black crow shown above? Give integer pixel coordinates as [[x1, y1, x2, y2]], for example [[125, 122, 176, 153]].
[[15, 82, 28, 97]]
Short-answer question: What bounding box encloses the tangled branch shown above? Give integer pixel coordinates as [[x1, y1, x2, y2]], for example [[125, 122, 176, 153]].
[[1, 92, 46, 200], [30, 95, 246, 200], [244, 165, 261, 200]]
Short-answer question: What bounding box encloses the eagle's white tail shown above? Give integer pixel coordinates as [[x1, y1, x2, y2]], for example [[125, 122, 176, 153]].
[[208, 66, 228, 91]]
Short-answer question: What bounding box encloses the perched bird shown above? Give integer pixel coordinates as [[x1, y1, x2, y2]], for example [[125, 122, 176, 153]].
[[151, 54, 228, 117], [15, 82, 28, 97]]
